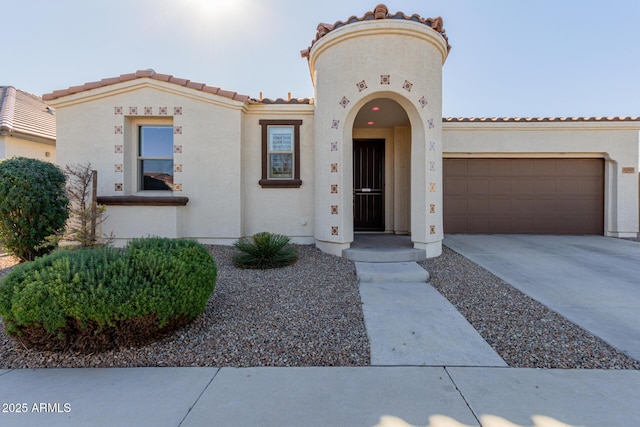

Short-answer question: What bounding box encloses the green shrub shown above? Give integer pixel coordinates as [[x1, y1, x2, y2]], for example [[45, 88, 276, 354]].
[[0, 237, 217, 352], [233, 232, 298, 269], [0, 157, 69, 261]]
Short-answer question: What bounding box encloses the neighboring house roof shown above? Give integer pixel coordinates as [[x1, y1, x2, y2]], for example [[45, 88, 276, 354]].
[[42, 69, 312, 105], [301, 3, 451, 58], [0, 86, 56, 144]]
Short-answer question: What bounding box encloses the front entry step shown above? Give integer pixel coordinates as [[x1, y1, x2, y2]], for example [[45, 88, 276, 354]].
[[343, 247, 426, 263], [355, 262, 430, 283]]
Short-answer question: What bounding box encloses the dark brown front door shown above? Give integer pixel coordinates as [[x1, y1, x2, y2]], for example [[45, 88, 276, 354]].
[[354, 139, 384, 231]]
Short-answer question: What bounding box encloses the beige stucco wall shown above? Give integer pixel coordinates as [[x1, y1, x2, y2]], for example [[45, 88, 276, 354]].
[[308, 19, 448, 257], [243, 103, 316, 243], [0, 135, 55, 162], [443, 122, 640, 237]]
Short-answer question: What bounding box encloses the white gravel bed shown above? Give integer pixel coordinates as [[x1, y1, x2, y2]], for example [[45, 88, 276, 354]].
[[420, 246, 640, 369], [0, 246, 370, 368]]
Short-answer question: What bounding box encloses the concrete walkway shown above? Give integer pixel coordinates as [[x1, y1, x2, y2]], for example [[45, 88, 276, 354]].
[[1, 366, 639, 426], [356, 261, 506, 367], [445, 235, 640, 361]]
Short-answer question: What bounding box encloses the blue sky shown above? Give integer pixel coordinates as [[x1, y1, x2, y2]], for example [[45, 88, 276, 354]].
[[4, 0, 639, 118]]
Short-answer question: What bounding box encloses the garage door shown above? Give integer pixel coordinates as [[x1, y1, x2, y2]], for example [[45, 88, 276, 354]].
[[444, 158, 604, 234]]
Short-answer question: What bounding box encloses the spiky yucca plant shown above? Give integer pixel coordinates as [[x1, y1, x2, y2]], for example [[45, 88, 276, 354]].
[[232, 232, 298, 269]]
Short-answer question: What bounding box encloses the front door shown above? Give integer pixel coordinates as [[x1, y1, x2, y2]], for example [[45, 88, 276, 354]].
[[353, 139, 385, 231]]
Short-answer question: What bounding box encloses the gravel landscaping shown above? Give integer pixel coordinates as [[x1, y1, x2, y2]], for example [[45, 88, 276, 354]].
[[1, 243, 639, 369]]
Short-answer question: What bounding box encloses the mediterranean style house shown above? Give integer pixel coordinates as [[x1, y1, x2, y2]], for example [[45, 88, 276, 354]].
[[43, 4, 640, 259], [0, 86, 56, 162]]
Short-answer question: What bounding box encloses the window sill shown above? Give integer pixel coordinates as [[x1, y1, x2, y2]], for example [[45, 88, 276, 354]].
[[96, 196, 189, 206], [259, 179, 302, 188]]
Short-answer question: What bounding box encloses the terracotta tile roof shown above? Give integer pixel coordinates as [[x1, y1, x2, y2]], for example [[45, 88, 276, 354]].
[[0, 86, 56, 142], [42, 69, 252, 103], [443, 116, 640, 123], [301, 4, 450, 58]]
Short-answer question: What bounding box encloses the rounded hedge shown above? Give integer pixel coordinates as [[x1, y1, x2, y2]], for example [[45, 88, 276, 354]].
[[0, 157, 69, 261], [0, 237, 217, 352]]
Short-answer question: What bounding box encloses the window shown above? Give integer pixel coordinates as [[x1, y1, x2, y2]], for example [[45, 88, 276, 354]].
[[138, 125, 174, 191], [259, 119, 302, 188]]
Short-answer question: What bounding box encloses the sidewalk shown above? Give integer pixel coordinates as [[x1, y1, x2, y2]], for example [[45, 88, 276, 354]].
[[1, 366, 639, 426]]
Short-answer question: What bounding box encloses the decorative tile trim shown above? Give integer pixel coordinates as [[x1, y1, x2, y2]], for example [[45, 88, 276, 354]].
[[174, 126, 183, 135], [173, 183, 183, 192], [174, 164, 183, 173], [403, 80, 413, 92], [115, 125, 123, 134], [129, 107, 138, 115], [114, 106, 123, 115], [115, 164, 123, 173], [174, 145, 183, 154], [430, 225, 436, 235], [429, 182, 436, 193], [429, 141, 436, 151], [419, 96, 428, 108], [114, 145, 123, 154], [428, 119, 435, 129], [115, 183, 123, 192], [174, 106, 183, 115], [339, 97, 350, 108], [331, 205, 339, 215], [331, 163, 338, 173], [429, 161, 436, 172], [331, 226, 339, 236], [331, 141, 338, 152], [159, 106, 168, 115], [144, 106, 153, 115], [331, 184, 338, 194], [331, 119, 340, 130], [429, 204, 436, 214], [380, 75, 390, 85], [356, 80, 368, 92]]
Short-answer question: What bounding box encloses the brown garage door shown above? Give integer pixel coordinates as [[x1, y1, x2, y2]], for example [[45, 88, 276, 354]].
[[444, 158, 604, 234]]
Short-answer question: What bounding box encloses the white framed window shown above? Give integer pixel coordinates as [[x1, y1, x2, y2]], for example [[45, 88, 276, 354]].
[[138, 125, 174, 191]]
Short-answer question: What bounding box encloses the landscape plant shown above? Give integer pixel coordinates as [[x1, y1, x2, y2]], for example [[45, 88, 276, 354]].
[[0, 237, 217, 352], [0, 157, 69, 261], [233, 231, 298, 269]]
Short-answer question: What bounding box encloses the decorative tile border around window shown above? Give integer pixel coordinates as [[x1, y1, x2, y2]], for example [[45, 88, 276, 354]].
[[331, 184, 338, 194], [114, 145, 123, 154], [174, 107, 183, 115], [159, 107, 168, 116], [129, 107, 138, 115], [430, 225, 436, 235], [331, 120, 340, 130], [115, 164, 123, 173], [115, 183, 123, 192], [114, 106, 123, 115], [173, 183, 183, 192], [331, 205, 339, 215], [115, 125, 123, 135], [429, 204, 436, 214], [174, 164, 183, 173], [174, 126, 183, 135], [380, 75, 390, 85], [419, 96, 428, 109], [429, 182, 436, 193], [403, 80, 413, 92], [144, 106, 153, 115], [174, 145, 183, 154], [356, 80, 368, 92], [331, 226, 339, 236], [339, 97, 350, 108], [331, 142, 338, 152], [331, 163, 338, 173]]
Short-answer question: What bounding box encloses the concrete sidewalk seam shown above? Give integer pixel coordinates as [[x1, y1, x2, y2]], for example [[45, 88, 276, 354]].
[[444, 366, 482, 427], [178, 368, 221, 427]]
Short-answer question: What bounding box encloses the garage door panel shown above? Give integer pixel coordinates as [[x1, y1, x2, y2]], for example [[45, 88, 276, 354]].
[[444, 158, 603, 235]]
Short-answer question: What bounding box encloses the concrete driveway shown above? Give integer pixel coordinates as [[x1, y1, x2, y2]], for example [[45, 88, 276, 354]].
[[444, 235, 640, 362]]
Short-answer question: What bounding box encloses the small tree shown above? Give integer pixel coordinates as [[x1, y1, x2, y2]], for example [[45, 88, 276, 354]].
[[0, 157, 69, 261], [64, 162, 109, 247]]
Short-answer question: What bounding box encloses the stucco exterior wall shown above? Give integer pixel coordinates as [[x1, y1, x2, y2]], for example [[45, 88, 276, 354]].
[[308, 19, 448, 257], [443, 122, 640, 236], [0, 135, 55, 162]]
